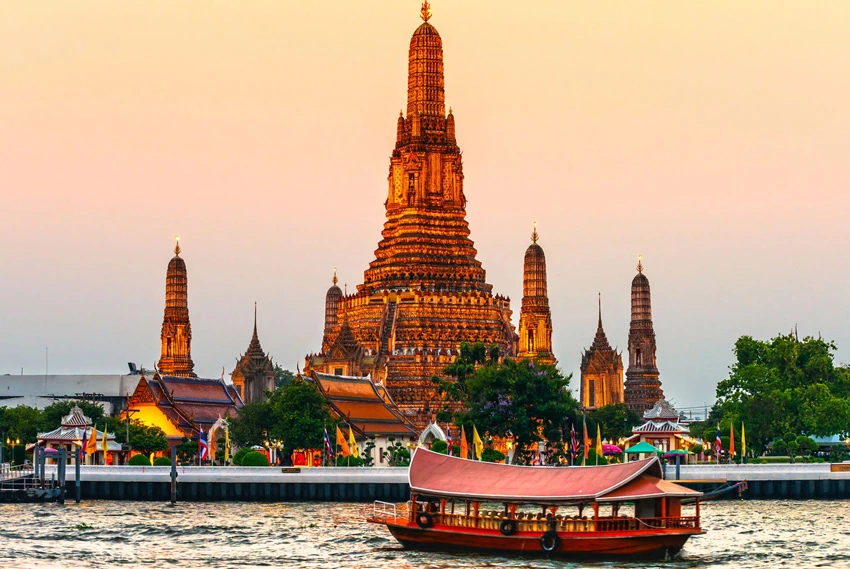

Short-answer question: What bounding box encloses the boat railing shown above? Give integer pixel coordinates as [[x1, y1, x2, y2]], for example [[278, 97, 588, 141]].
[[425, 510, 699, 533], [596, 515, 700, 532], [0, 463, 35, 483], [373, 500, 398, 522]]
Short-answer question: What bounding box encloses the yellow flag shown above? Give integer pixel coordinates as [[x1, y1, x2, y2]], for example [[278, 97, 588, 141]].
[[336, 426, 350, 457], [349, 426, 360, 459], [741, 422, 746, 457], [149, 453, 155, 466], [225, 425, 231, 463], [472, 426, 483, 460], [595, 424, 603, 458], [101, 426, 108, 462], [460, 426, 469, 459]]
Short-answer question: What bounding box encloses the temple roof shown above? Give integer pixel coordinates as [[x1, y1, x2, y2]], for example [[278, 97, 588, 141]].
[[580, 296, 621, 371], [61, 405, 92, 428], [643, 398, 679, 420]]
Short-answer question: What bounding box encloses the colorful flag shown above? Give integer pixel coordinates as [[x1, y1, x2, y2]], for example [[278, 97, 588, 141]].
[[741, 422, 746, 458], [101, 425, 109, 461], [198, 431, 209, 461], [323, 427, 333, 460], [729, 423, 735, 460], [224, 424, 230, 463], [86, 425, 98, 459], [446, 426, 453, 456], [336, 426, 350, 457], [569, 424, 578, 464], [80, 428, 88, 459], [714, 424, 722, 458], [460, 426, 469, 459], [595, 424, 603, 463], [582, 415, 590, 465], [472, 426, 483, 460], [208, 428, 217, 462], [149, 453, 155, 466], [348, 426, 359, 459]]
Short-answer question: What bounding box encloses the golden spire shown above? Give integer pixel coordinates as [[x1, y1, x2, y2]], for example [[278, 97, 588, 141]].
[[637, 255, 643, 274], [174, 235, 181, 256], [420, 0, 432, 22], [531, 222, 539, 244], [332, 267, 338, 286]]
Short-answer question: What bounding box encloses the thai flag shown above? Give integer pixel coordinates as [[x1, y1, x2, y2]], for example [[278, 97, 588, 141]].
[[714, 424, 722, 457], [570, 424, 578, 464], [323, 427, 333, 460], [198, 431, 209, 461], [446, 426, 453, 456], [81, 428, 88, 459]]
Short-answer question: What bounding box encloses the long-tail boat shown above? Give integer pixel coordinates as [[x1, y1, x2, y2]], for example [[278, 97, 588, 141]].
[[368, 449, 704, 558]]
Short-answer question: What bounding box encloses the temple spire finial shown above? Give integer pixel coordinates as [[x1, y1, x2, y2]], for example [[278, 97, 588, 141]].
[[420, 0, 432, 22], [332, 267, 338, 286], [598, 292, 602, 328], [174, 235, 181, 256], [531, 222, 539, 244], [253, 301, 258, 336], [637, 255, 643, 274]]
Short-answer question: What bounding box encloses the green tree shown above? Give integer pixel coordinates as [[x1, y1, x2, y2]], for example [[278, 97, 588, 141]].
[[175, 437, 197, 465], [266, 378, 335, 454], [382, 437, 411, 467], [230, 402, 274, 447], [274, 365, 296, 389], [0, 405, 43, 444], [714, 334, 850, 455], [588, 404, 642, 443], [430, 439, 448, 454]]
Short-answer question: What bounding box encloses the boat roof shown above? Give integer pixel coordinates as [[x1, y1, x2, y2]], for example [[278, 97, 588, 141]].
[[408, 449, 701, 504]]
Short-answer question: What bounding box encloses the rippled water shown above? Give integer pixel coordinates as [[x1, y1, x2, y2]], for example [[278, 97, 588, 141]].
[[1, 500, 849, 569]]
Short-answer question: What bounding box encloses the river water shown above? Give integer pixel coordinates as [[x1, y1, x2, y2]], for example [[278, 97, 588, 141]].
[[1, 500, 848, 569]]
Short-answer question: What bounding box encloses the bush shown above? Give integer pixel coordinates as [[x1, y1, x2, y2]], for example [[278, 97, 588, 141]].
[[585, 450, 608, 465], [336, 455, 365, 467], [232, 447, 252, 466], [154, 456, 172, 466], [128, 454, 152, 466], [480, 448, 505, 463], [241, 451, 270, 467], [430, 440, 448, 454]]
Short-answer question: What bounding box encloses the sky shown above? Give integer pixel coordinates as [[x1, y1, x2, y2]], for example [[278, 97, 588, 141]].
[[1, 2, 848, 413]]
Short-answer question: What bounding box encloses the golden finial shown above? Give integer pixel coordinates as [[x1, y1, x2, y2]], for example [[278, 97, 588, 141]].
[[332, 267, 338, 286], [420, 1, 432, 22], [174, 235, 181, 256], [448, 106, 453, 115], [637, 255, 643, 274], [531, 222, 539, 244]]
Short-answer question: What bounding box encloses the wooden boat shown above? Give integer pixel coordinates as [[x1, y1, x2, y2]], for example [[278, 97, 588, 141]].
[[368, 449, 704, 558]]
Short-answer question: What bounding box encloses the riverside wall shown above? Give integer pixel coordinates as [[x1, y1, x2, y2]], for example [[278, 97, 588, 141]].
[[38, 463, 850, 502]]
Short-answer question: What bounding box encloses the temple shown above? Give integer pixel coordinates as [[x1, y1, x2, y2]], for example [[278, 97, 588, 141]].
[[231, 303, 275, 404], [624, 258, 665, 413], [305, 4, 516, 427], [157, 237, 196, 377], [516, 224, 555, 366], [579, 295, 624, 410]]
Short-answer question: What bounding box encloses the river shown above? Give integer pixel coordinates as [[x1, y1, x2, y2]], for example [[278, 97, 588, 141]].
[[1, 500, 848, 569]]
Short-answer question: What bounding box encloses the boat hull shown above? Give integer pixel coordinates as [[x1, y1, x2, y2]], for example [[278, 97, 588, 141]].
[[379, 521, 700, 559]]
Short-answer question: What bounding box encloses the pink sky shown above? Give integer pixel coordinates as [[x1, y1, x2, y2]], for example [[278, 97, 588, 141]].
[[1, 2, 848, 411]]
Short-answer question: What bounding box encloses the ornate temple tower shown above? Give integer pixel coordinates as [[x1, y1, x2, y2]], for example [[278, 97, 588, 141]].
[[624, 257, 664, 413], [580, 296, 624, 410], [322, 269, 343, 351], [231, 304, 275, 404], [517, 224, 555, 365], [306, 3, 516, 426], [158, 237, 196, 377]]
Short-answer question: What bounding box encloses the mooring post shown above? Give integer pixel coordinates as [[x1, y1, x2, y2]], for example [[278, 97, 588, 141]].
[[40, 446, 46, 481], [75, 447, 81, 503], [33, 445, 40, 485], [58, 449, 66, 504], [169, 446, 177, 506], [675, 454, 681, 481]]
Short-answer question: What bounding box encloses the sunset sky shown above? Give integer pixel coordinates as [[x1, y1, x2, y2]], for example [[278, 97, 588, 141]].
[[1, 2, 848, 412]]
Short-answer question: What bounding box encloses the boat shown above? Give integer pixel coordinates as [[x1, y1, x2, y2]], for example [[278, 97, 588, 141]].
[[367, 449, 704, 558]]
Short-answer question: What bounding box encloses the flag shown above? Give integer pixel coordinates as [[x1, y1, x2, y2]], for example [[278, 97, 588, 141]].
[[446, 426, 453, 456], [595, 424, 603, 459], [714, 424, 722, 458], [729, 423, 735, 460], [149, 453, 155, 466], [209, 428, 217, 462], [323, 427, 333, 460], [336, 426, 350, 457], [101, 425, 109, 461], [460, 426, 469, 459], [582, 415, 590, 465], [80, 428, 88, 459], [86, 425, 98, 459], [198, 431, 209, 461], [472, 426, 483, 460], [741, 422, 746, 458], [224, 424, 230, 463], [348, 426, 359, 459], [569, 424, 578, 464]]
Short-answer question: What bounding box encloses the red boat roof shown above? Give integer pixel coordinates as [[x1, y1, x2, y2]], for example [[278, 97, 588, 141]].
[[600, 474, 701, 502], [409, 449, 697, 504]]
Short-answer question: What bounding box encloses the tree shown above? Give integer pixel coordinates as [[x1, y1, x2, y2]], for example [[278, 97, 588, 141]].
[[230, 402, 273, 447], [0, 405, 42, 444], [175, 437, 197, 465], [588, 404, 642, 443], [714, 334, 850, 455], [382, 437, 411, 467], [274, 365, 296, 389]]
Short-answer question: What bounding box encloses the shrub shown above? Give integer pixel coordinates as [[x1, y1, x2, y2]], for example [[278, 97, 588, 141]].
[[154, 456, 172, 466], [585, 450, 609, 466], [336, 455, 365, 467], [232, 447, 252, 466], [128, 454, 152, 466], [241, 451, 270, 467], [430, 440, 448, 454], [480, 448, 505, 463]]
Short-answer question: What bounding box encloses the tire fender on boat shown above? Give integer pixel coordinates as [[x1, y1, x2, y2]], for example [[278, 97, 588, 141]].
[[499, 519, 518, 536], [540, 530, 559, 552], [415, 512, 434, 529]]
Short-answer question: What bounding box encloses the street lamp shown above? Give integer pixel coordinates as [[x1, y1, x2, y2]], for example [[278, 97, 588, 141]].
[[7, 437, 20, 467]]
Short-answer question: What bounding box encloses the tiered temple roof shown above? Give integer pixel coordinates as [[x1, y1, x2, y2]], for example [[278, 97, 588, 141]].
[[624, 258, 664, 413], [517, 224, 555, 365], [580, 296, 624, 409], [158, 238, 196, 377]]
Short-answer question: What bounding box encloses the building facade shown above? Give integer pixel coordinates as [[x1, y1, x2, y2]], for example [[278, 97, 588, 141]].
[[580, 297, 624, 410], [305, 6, 517, 427], [231, 304, 275, 404], [516, 225, 556, 366], [624, 258, 665, 413]]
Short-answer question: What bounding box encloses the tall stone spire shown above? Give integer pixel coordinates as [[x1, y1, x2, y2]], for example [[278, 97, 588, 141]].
[[158, 236, 196, 377], [517, 223, 555, 365], [624, 256, 664, 413], [231, 302, 274, 404], [322, 268, 343, 350], [580, 294, 623, 410]]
